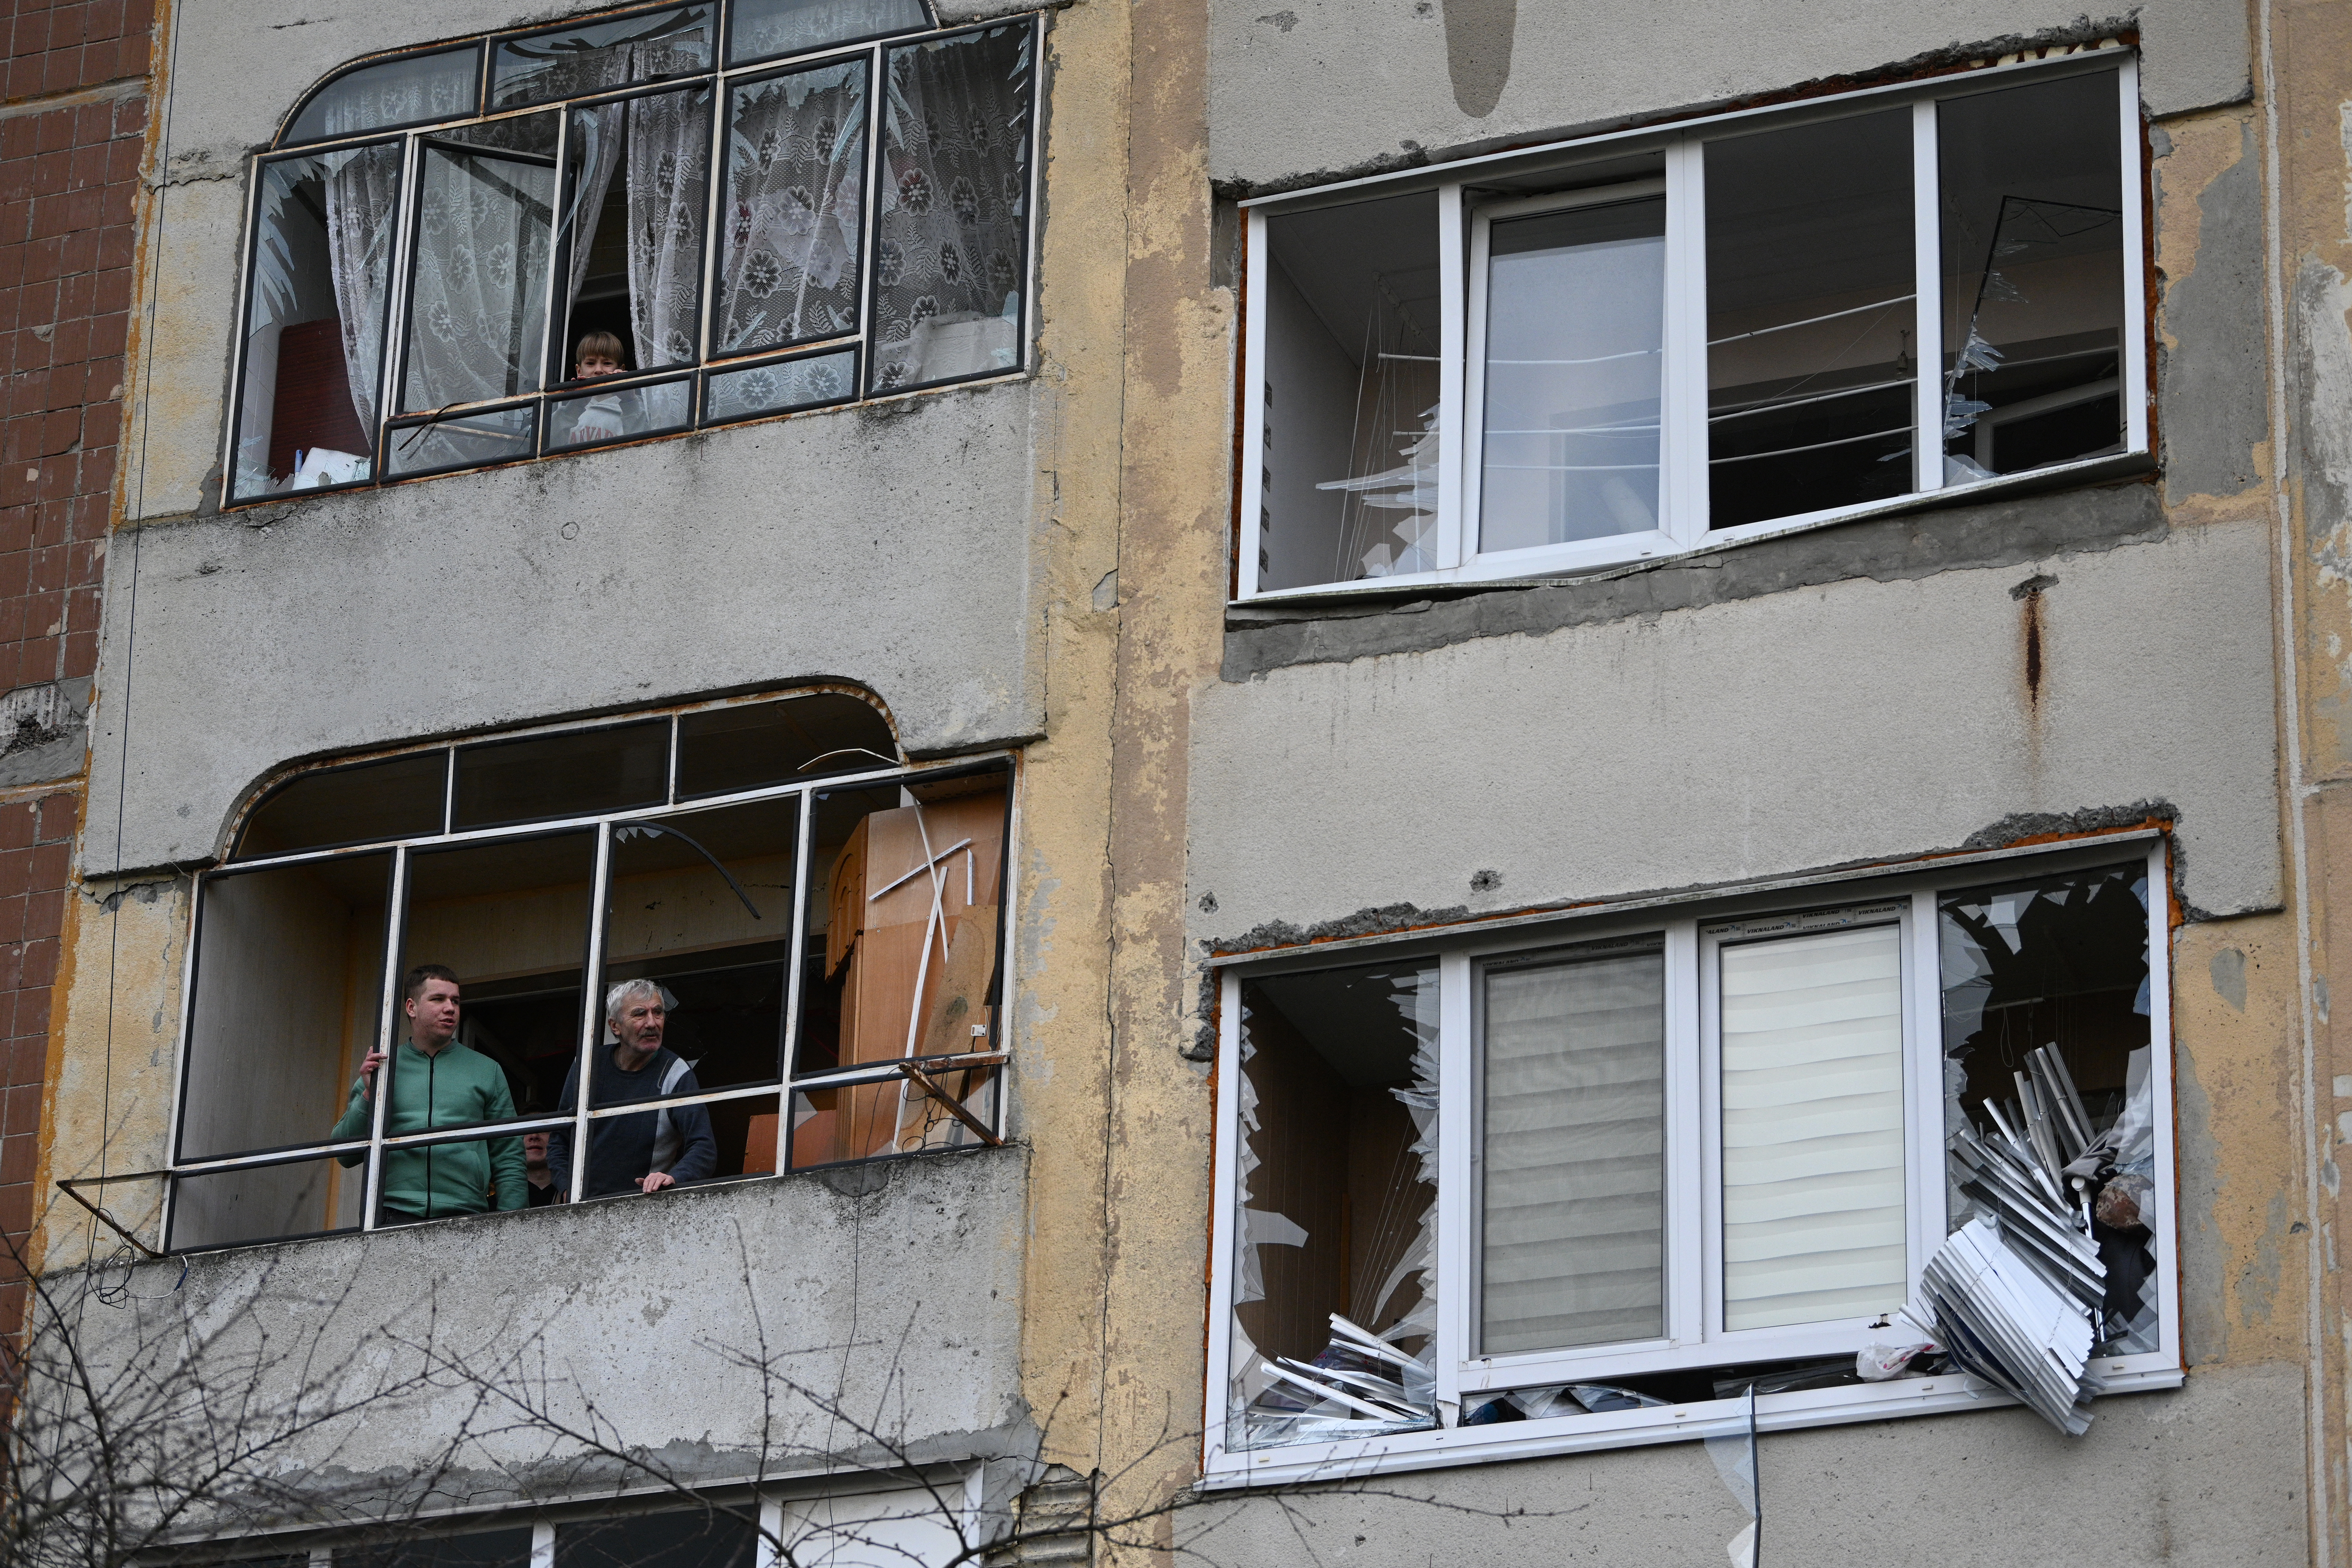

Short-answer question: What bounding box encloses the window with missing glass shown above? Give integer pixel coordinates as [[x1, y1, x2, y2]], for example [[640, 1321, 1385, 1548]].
[[155, 688, 1012, 1254], [1206, 841, 2178, 1482], [1238, 51, 2144, 597], [226, 0, 1037, 504]]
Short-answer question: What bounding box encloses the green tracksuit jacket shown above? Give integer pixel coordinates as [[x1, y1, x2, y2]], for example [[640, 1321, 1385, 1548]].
[[331, 1040, 527, 1218]]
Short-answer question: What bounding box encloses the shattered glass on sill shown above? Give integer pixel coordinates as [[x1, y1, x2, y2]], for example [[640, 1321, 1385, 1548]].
[[1229, 960, 1440, 1449]]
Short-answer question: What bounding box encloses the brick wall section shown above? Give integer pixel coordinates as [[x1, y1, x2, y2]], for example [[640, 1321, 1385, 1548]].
[[0, 0, 152, 1336]]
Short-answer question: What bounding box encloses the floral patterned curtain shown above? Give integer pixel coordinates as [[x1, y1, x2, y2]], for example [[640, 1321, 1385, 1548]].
[[712, 60, 867, 356], [624, 82, 712, 428], [319, 145, 405, 432], [401, 141, 556, 411], [871, 25, 1032, 391]]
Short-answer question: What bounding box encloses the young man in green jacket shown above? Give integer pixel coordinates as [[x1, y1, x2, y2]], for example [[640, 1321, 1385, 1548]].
[[331, 964, 528, 1222]]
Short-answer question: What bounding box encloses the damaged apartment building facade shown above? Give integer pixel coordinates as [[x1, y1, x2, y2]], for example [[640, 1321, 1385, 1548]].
[[13, 0, 2352, 1565]]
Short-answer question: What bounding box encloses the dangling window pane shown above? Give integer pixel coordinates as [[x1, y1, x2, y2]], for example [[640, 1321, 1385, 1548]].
[[871, 24, 1032, 391], [230, 146, 402, 502], [555, 84, 713, 415], [1257, 191, 1442, 589], [1477, 195, 1666, 553], [491, 5, 714, 109], [1706, 109, 1915, 528], [715, 59, 869, 357], [1939, 862, 2156, 1353], [283, 46, 479, 146], [1938, 72, 2126, 479], [400, 115, 558, 413]]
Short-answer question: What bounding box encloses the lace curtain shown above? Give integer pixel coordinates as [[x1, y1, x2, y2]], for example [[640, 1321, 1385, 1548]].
[[320, 144, 404, 432], [402, 142, 555, 410], [624, 85, 710, 428], [872, 25, 1032, 389], [713, 60, 867, 355]]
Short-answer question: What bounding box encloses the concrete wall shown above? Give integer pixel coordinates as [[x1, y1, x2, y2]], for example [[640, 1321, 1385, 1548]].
[[54, 1147, 1031, 1535], [1190, 515, 2280, 943], [1179, 1362, 2306, 1568], [1208, 0, 2251, 192], [85, 386, 1049, 872]]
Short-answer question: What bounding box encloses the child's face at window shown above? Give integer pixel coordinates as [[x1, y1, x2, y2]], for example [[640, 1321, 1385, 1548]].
[[577, 352, 623, 380]]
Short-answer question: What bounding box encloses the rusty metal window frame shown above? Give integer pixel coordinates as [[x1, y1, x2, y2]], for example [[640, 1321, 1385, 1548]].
[[1234, 45, 2148, 604], [1201, 836, 2179, 1488], [132, 691, 1016, 1256], [221, 0, 1045, 509]]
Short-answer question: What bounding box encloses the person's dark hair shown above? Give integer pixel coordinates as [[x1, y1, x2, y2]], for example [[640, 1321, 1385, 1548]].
[[403, 963, 460, 1002]]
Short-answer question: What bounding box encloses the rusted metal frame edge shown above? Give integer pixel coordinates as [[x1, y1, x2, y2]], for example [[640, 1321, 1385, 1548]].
[[54, 1172, 170, 1259], [895, 1061, 1004, 1147]]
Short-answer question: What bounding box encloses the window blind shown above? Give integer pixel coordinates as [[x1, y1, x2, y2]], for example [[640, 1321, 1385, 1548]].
[[1480, 945, 1666, 1354], [1719, 923, 1907, 1331]]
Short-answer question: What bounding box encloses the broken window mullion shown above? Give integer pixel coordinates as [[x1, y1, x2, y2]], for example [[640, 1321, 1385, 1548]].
[[570, 823, 614, 1205], [361, 843, 410, 1232]]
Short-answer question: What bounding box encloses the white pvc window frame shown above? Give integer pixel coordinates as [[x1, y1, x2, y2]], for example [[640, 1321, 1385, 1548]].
[[155, 691, 1019, 1253], [1201, 836, 2180, 1487], [1234, 45, 2148, 602]]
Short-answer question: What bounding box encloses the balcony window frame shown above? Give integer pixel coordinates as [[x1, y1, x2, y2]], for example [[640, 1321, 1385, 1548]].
[[156, 688, 1018, 1254], [223, 0, 1042, 507], [1201, 835, 2180, 1487], [1233, 45, 2148, 603]]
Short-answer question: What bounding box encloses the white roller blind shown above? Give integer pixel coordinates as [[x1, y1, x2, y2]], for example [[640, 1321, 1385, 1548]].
[[1481, 947, 1665, 1354], [1719, 923, 1908, 1331]]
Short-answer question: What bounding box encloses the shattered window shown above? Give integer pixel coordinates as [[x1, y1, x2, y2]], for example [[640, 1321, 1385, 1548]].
[[1939, 863, 2158, 1366], [232, 3, 1035, 505], [1704, 109, 1915, 527], [788, 771, 1007, 1169], [1937, 73, 2126, 480], [1228, 960, 1439, 1449], [1216, 844, 2174, 1465], [1255, 192, 1443, 590], [167, 695, 1012, 1251], [1240, 58, 2141, 595]]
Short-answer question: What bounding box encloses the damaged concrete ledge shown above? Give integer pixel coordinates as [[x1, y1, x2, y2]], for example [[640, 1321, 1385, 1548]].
[[41, 1147, 1032, 1537], [1224, 473, 2164, 681]]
